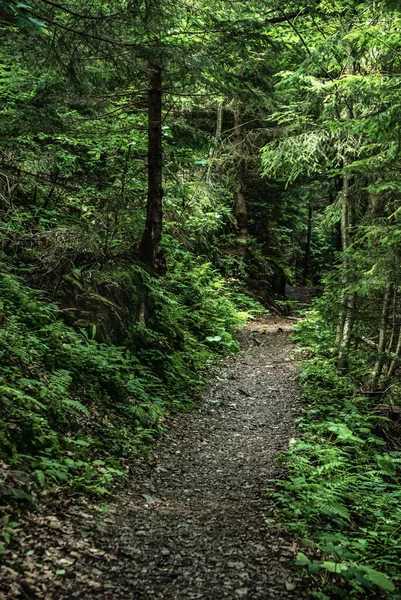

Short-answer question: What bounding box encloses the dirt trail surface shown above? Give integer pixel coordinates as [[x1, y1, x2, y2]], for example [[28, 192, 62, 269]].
[[1, 317, 307, 600]]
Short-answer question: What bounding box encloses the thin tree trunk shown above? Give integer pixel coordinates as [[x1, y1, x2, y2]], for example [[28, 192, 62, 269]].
[[233, 105, 248, 258], [138, 62, 163, 268], [336, 153, 356, 368], [369, 285, 392, 390], [302, 203, 313, 284], [206, 102, 223, 184], [234, 182, 248, 257], [386, 290, 398, 355], [335, 290, 347, 348], [387, 325, 401, 380], [337, 292, 356, 370], [336, 48, 357, 363]]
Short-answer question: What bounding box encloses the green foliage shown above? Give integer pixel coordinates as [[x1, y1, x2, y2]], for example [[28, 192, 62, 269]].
[[271, 311, 401, 599], [0, 257, 247, 498], [0, 0, 274, 507], [0, 516, 21, 555]]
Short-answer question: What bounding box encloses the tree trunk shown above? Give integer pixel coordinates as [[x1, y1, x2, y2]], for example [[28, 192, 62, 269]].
[[138, 62, 163, 268], [369, 285, 392, 390], [302, 203, 313, 284], [387, 324, 401, 380], [335, 49, 358, 364], [335, 290, 347, 348], [386, 290, 398, 355], [337, 293, 356, 370], [206, 101, 223, 184], [336, 153, 356, 368], [233, 105, 248, 258]]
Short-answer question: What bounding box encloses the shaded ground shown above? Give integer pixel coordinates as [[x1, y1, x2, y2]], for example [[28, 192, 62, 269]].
[[1, 317, 308, 600], [286, 286, 320, 310]]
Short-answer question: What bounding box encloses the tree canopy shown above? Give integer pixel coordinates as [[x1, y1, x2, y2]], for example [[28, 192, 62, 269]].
[[2, 1, 401, 597]]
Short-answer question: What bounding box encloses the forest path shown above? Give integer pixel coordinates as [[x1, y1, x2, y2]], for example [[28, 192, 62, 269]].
[[2, 317, 307, 600]]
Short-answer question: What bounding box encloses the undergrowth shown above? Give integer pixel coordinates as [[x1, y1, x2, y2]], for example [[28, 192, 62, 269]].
[[271, 306, 401, 599], [0, 254, 257, 513]]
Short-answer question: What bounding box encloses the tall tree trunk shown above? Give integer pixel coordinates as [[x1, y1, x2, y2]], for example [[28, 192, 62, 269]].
[[337, 153, 356, 369], [233, 105, 248, 258], [387, 323, 401, 380], [335, 291, 347, 348], [369, 285, 392, 390], [302, 203, 313, 284], [206, 101, 223, 184], [138, 62, 163, 268], [336, 49, 358, 367], [385, 290, 400, 381], [386, 289, 398, 356], [234, 182, 248, 258], [337, 293, 356, 370]]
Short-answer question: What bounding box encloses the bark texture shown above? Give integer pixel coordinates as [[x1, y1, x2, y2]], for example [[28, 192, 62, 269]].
[[369, 285, 392, 390], [138, 62, 163, 268], [302, 203, 313, 284], [206, 101, 223, 184], [233, 106, 248, 258], [336, 153, 356, 369], [387, 327, 401, 380]]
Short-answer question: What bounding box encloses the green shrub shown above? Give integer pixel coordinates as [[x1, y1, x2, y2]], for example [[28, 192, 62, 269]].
[[0, 256, 251, 498], [271, 310, 401, 599]]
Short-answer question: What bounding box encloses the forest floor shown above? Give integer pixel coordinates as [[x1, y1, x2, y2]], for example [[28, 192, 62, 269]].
[[1, 317, 308, 600]]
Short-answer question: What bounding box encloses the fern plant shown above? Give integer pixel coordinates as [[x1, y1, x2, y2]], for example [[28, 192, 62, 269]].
[[271, 310, 401, 599]]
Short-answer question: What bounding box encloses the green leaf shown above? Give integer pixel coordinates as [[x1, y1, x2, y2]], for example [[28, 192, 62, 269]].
[[326, 422, 364, 443], [34, 469, 45, 487], [294, 552, 310, 566], [2, 531, 11, 544], [360, 567, 395, 592], [61, 399, 90, 417], [321, 561, 349, 574], [67, 438, 90, 447]]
